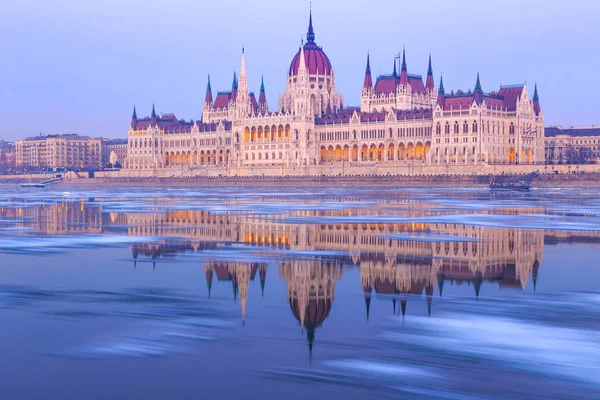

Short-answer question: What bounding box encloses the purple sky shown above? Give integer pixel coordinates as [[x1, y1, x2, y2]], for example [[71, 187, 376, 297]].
[[0, 0, 597, 140]]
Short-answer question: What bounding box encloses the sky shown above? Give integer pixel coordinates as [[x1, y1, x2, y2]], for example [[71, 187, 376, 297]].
[[0, 0, 598, 140]]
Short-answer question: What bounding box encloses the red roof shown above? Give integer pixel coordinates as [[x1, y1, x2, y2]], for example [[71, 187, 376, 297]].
[[250, 93, 258, 111], [374, 75, 399, 95], [289, 43, 332, 76], [373, 74, 425, 95], [497, 85, 524, 111], [443, 95, 475, 110], [409, 75, 426, 95], [213, 92, 232, 109]]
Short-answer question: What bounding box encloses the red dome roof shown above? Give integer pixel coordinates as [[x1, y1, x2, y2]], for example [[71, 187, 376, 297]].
[[289, 44, 332, 76], [288, 12, 332, 76]]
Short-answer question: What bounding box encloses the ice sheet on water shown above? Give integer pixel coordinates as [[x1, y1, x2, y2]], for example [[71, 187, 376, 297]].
[[0, 234, 166, 254]]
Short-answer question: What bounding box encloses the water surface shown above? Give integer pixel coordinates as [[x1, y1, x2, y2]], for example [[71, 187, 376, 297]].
[[0, 185, 599, 399]]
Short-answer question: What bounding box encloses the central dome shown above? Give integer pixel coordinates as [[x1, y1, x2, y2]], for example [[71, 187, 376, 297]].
[[288, 12, 332, 77]]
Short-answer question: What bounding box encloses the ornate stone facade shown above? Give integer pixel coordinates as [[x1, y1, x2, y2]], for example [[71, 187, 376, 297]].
[[125, 12, 545, 176]]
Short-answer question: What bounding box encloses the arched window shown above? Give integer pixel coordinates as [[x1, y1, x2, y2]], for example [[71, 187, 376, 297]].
[[473, 121, 478, 133], [454, 122, 459, 134], [463, 121, 468, 134], [445, 123, 450, 134]]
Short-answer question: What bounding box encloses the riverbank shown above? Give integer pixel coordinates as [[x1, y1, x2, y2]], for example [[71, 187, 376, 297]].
[[2, 172, 598, 189]]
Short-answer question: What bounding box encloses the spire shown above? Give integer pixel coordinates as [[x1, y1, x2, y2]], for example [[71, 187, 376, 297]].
[[205, 75, 213, 104], [474, 72, 482, 92], [392, 56, 397, 77], [425, 54, 435, 92], [399, 47, 409, 86], [474, 72, 483, 104], [298, 43, 307, 75], [150, 103, 157, 126], [533, 83, 541, 115], [131, 106, 137, 129], [427, 53, 433, 75], [239, 49, 247, 79], [363, 53, 373, 90], [258, 75, 267, 111], [231, 71, 238, 99], [437, 75, 445, 109], [306, 7, 315, 44]]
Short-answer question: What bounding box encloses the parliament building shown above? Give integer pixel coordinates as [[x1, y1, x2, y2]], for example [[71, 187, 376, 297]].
[[125, 12, 544, 176]]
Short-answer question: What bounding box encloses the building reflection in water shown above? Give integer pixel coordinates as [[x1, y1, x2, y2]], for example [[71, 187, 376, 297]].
[[280, 260, 342, 359], [3, 197, 596, 355]]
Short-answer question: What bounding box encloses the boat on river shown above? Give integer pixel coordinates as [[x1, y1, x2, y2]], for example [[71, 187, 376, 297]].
[[489, 170, 539, 191]]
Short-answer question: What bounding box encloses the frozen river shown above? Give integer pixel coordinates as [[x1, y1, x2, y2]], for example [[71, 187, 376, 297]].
[[0, 185, 599, 399]]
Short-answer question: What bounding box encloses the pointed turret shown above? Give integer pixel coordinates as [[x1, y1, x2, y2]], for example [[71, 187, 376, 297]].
[[258, 75, 267, 112], [399, 48, 409, 86], [533, 84, 541, 115], [131, 106, 137, 129], [363, 53, 373, 90], [425, 54, 435, 92], [473, 72, 483, 104], [150, 103, 157, 126], [231, 71, 238, 100], [393, 55, 397, 77], [205, 75, 213, 104], [298, 43, 307, 75], [437, 75, 445, 108]]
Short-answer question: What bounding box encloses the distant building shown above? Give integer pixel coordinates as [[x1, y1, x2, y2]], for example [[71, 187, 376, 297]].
[[15, 134, 102, 171], [544, 126, 600, 164], [126, 11, 544, 175], [0, 140, 16, 173], [102, 138, 128, 168]]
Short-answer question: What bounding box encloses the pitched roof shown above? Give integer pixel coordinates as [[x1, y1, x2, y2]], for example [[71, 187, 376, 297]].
[[213, 92, 232, 109], [408, 75, 426, 95], [497, 85, 524, 111], [374, 74, 399, 95]]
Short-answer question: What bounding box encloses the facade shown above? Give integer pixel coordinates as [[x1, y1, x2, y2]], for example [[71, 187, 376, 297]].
[[544, 126, 600, 164], [0, 140, 16, 173], [102, 138, 128, 167], [126, 12, 544, 176], [16, 134, 102, 171]]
